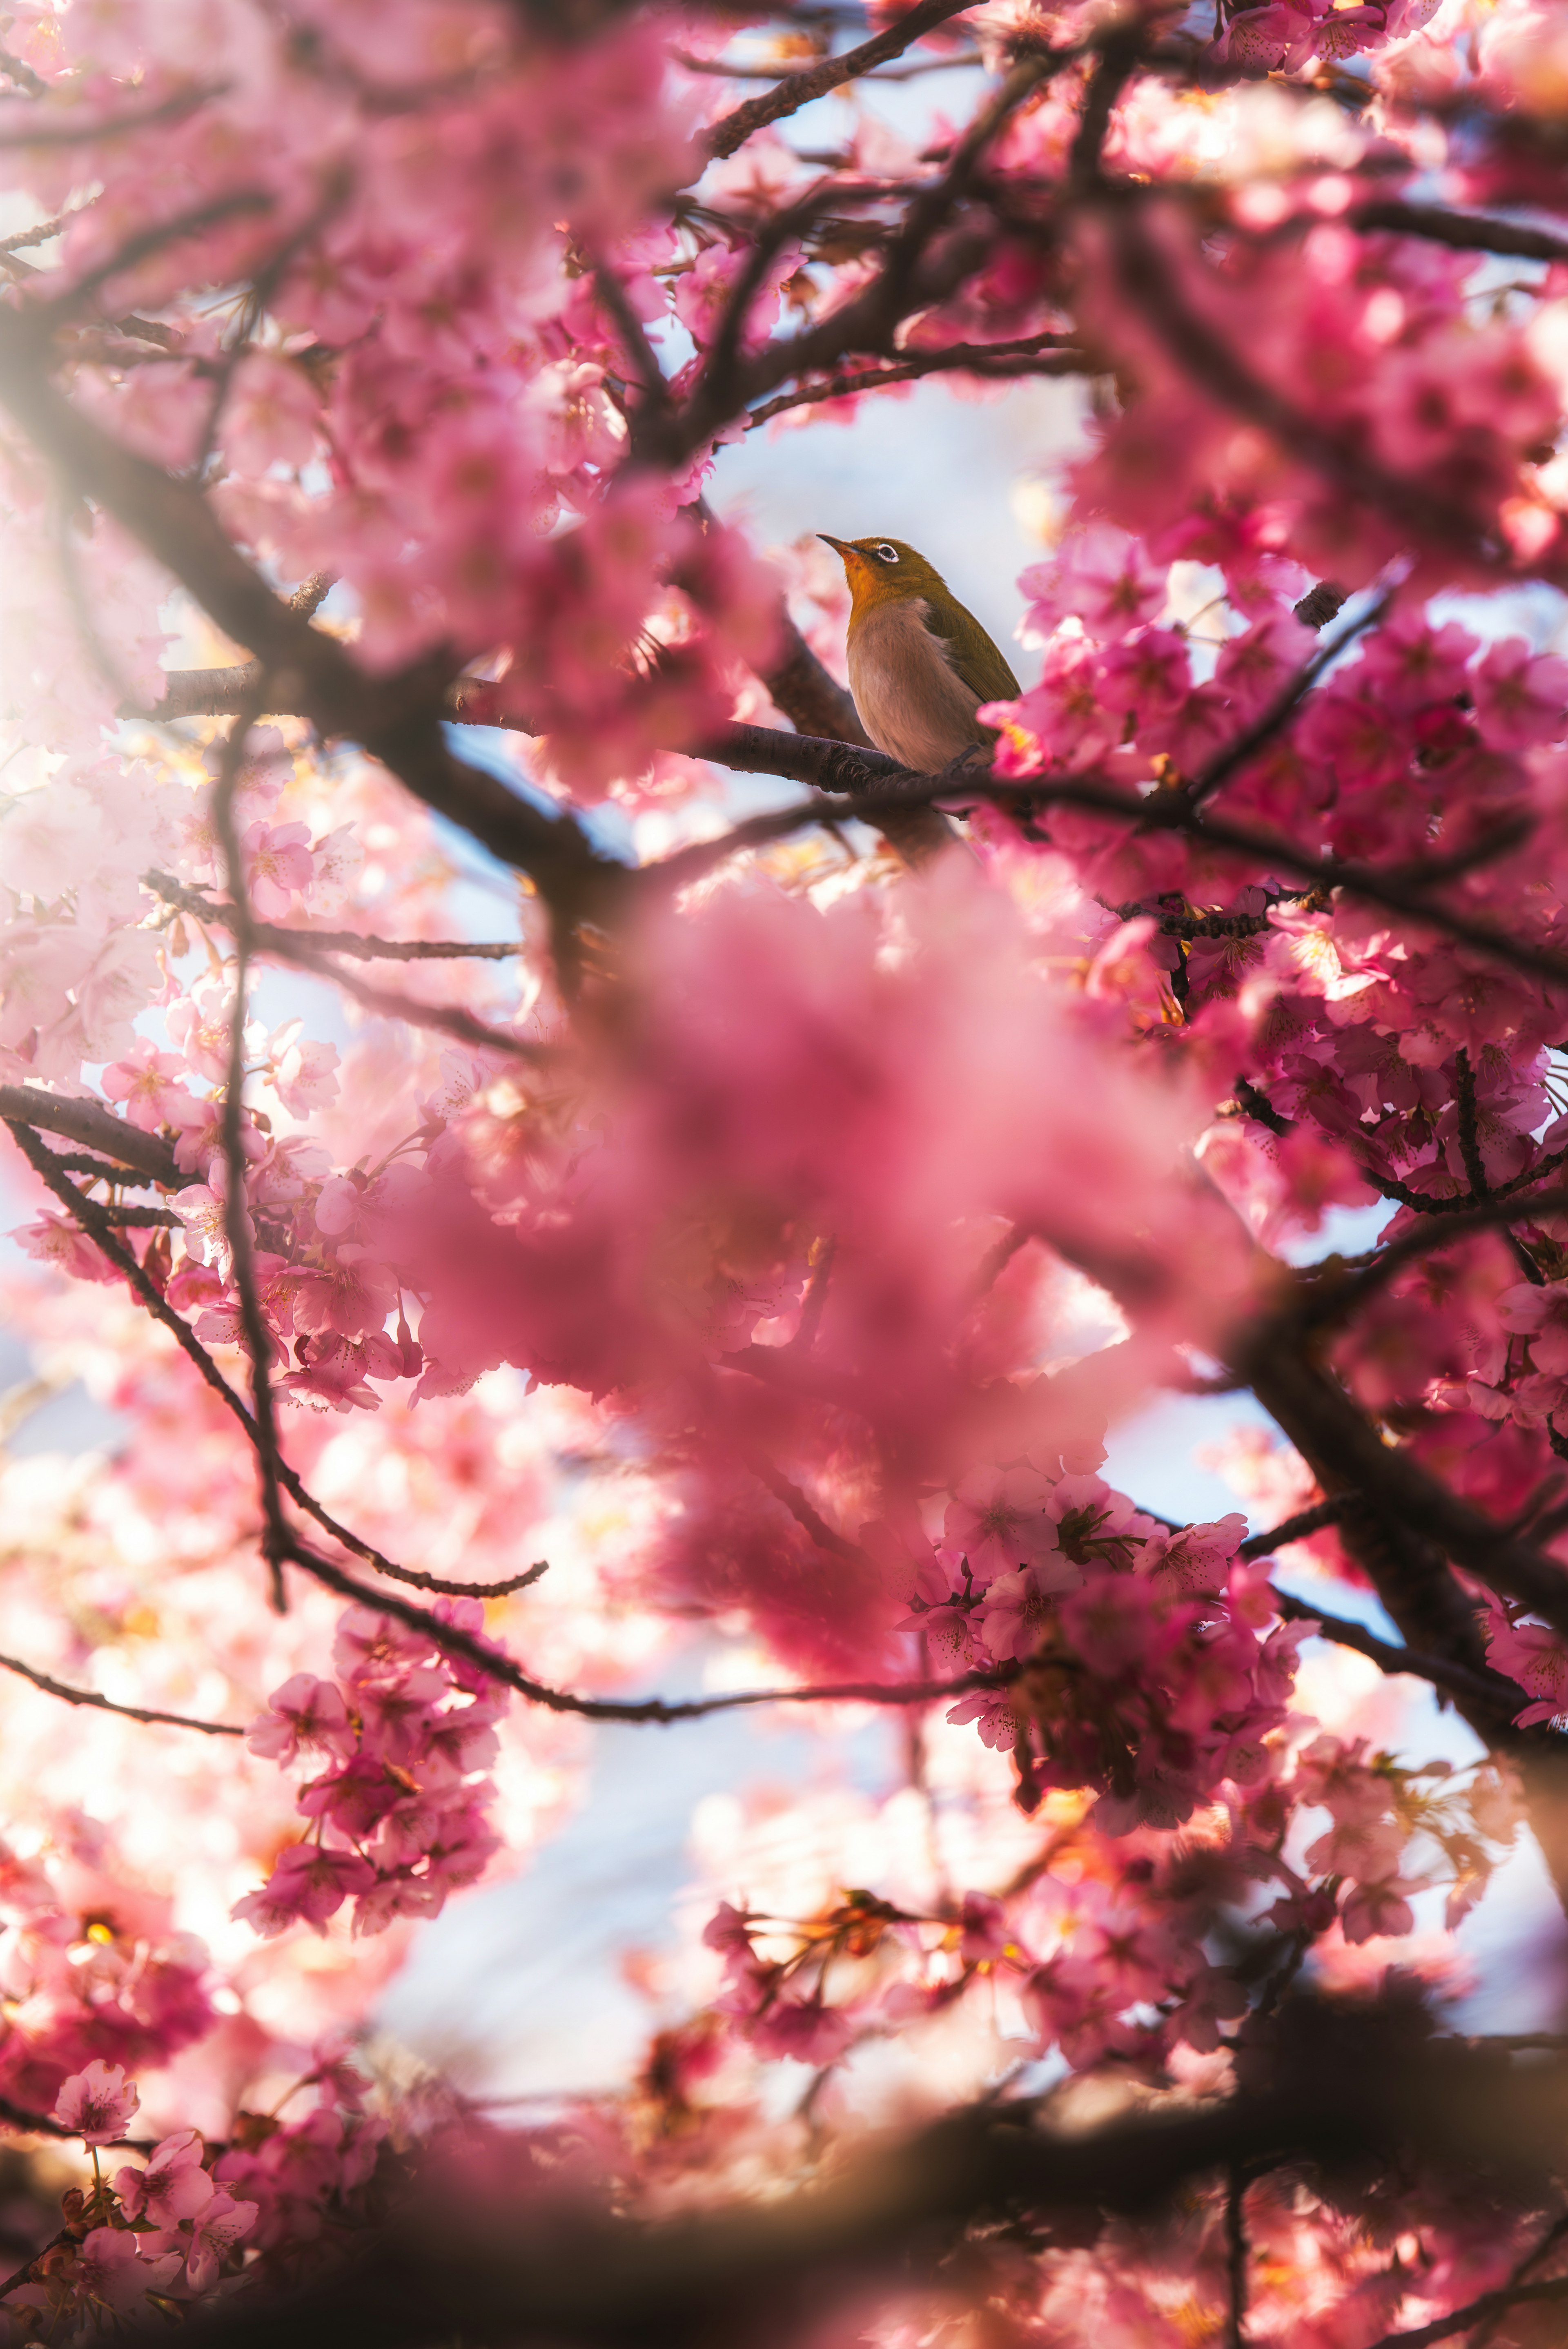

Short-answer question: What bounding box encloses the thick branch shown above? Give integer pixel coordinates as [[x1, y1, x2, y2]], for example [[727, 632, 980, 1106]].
[[0, 308, 620, 916], [1348, 200, 1568, 266], [0, 1083, 180, 1186], [131, 2027, 1568, 2349], [1237, 1339, 1568, 1642]]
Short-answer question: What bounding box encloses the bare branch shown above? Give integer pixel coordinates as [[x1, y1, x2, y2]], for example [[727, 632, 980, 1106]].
[[704, 0, 980, 162], [143, 873, 522, 961], [0, 1649, 242, 1736], [0, 1122, 553, 1603], [1236, 1498, 1346, 1558], [143, 871, 546, 1062], [648, 750, 1568, 994], [1347, 199, 1568, 267], [1237, 1339, 1568, 1643], [744, 334, 1086, 428], [0, 1083, 180, 1186], [1270, 1589, 1521, 1715], [209, 692, 291, 1610], [0, 81, 225, 148], [1361, 2278, 1568, 2349]]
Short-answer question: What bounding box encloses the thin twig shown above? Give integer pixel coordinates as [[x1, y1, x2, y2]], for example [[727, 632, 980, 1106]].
[[1236, 1498, 1345, 1558], [209, 691, 290, 1611], [1185, 590, 1395, 810], [1270, 1589, 1517, 1715], [0, 81, 225, 148], [144, 873, 522, 961], [704, 0, 979, 161], [0, 1650, 242, 1736], [0, 1121, 548, 1602], [744, 336, 1085, 428]]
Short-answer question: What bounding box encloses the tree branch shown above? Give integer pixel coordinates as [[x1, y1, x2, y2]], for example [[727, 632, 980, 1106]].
[[704, 0, 980, 163], [0, 1083, 180, 1186], [143, 874, 522, 961], [0, 308, 621, 920], [743, 334, 1086, 428], [0, 1649, 242, 1736], [1347, 200, 1568, 267], [1362, 2278, 1568, 2349], [1236, 1498, 1345, 1558], [647, 756, 1568, 996], [143, 871, 546, 1062], [0, 1121, 551, 1603]]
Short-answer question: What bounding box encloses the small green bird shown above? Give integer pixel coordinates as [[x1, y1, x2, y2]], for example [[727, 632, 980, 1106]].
[[818, 534, 1020, 771]]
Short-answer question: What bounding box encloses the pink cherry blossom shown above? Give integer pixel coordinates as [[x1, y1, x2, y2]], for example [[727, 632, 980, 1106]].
[[54, 2060, 140, 2145], [232, 1844, 377, 1937], [246, 1675, 358, 1769], [75, 2226, 183, 2314], [943, 1467, 1062, 1589], [115, 2129, 214, 2224]]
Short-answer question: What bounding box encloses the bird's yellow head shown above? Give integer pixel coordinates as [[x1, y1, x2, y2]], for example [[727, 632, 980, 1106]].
[[817, 534, 950, 619]]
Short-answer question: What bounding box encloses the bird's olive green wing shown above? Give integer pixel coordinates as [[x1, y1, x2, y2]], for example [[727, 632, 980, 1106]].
[[920, 595, 1020, 704]]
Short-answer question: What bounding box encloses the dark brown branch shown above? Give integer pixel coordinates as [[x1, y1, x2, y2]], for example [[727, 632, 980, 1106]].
[[0, 312, 621, 920], [121, 2027, 1568, 2349], [0, 1083, 180, 1186], [285, 1529, 1013, 1723], [682, 46, 984, 84], [704, 0, 979, 162], [1236, 1498, 1345, 1558], [744, 335, 1086, 428], [1223, 2165, 1247, 2349], [1296, 1186, 1568, 1328], [0, 1122, 553, 1604], [1348, 199, 1568, 267], [143, 873, 521, 961], [1270, 1589, 1519, 1715], [143, 871, 545, 1062], [44, 188, 273, 315], [1361, 2278, 1568, 2349], [0, 1649, 242, 1736], [650, 753, 1568, 996], [0, 82, 225, 147], [1185, 589, 1394, 810], [1237, 1339, 1568, 1643]]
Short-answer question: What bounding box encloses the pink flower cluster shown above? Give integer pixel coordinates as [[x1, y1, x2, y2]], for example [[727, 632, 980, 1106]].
[[234, 1604, 508, 1941], [0, 1830, 214, 2127]]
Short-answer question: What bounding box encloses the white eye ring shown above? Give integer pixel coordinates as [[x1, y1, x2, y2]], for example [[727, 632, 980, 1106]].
[[874, 543, 900, 563]]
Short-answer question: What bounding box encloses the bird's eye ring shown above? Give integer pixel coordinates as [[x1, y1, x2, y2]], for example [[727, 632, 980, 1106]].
[[874, 543, 900, 564]]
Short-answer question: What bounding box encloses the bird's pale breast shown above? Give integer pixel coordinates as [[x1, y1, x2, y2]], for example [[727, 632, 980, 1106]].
[[847, 597, 986, 771]]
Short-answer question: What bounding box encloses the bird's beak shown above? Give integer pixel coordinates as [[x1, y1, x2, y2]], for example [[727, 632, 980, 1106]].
[[817, 533, 849, 556]]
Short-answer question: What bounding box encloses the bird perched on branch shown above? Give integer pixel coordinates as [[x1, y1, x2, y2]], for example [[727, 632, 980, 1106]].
[[818, 534, 1020, 772]]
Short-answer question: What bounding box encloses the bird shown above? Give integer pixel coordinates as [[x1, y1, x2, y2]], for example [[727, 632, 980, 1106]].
[[817, 534, 1020, 772]]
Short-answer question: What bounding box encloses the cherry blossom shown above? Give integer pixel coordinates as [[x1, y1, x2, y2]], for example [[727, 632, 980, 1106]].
[[53, 2062, 139, 2146], [0, 3, 1565, 2342]]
